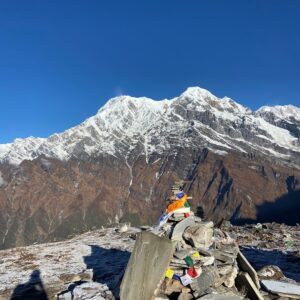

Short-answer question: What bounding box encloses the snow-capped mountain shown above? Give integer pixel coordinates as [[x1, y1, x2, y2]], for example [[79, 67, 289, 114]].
[[0, 87, 299, 166], [1, 87, 300, 250], [257, 104, 300, 122]]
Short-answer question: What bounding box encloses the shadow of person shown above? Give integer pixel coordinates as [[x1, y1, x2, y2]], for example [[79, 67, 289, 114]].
[[10, 269, 48, 300], [83, 245, 130, 300]]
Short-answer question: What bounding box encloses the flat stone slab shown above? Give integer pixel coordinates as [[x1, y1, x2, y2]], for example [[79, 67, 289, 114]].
[[236, 272, 264, 300], [237, 250, 260, 289], [120, 232, 174, 300], [171, 216, 195, 241], [198, 294, 242, 300], [261, 280, 300, 299], [174, 250, 190, 259], [190, 272, 213, 296], [212, 250, 235, 264]]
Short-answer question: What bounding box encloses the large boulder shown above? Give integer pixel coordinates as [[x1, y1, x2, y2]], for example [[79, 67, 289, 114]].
[[183, 222, 214, 249]]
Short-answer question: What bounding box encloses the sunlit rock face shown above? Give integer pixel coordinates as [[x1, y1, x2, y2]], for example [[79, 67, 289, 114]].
[[0, 87, 300, 249]]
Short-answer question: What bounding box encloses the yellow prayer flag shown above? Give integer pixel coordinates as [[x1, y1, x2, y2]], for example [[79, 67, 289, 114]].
[[192, 251, 200, 259], [165, 268, 174, 279]]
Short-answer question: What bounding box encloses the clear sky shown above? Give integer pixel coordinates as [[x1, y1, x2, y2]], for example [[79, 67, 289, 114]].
[[0, 0, 300, 143]]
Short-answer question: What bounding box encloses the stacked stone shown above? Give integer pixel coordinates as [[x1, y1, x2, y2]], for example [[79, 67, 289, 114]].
[[120, 182, 271, 300], [155, 183, 242, 299]]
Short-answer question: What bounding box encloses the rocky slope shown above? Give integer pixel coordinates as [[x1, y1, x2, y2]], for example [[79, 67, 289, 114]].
[[0, 227, 135, 300], [0, 87, 300, 249], [1, 224, 299, 300]]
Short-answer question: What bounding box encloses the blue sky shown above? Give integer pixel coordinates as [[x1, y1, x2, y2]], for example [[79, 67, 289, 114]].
[[0, 0, 300, 143]]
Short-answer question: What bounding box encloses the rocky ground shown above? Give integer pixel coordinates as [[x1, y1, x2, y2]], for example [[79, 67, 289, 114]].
[[0, 223, 299, 300], [0, 226, 136, 300], [227, 222, 300, 283]]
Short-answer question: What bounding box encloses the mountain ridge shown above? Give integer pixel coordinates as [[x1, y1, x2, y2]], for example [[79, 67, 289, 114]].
[[0, 86, 299, 167], [0, 86, 299, 249]]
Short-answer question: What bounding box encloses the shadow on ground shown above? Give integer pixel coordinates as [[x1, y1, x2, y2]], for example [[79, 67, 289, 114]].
[[232, 189, 300, 225], [84, 245, 131, 299], [10, 269, 48, 300], [241, 247, 300, 282]]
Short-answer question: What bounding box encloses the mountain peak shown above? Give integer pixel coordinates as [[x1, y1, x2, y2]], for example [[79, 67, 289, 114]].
[[257, 104, 300, 121], [180, 86, 217, 100], [0, 86, 299, 166]]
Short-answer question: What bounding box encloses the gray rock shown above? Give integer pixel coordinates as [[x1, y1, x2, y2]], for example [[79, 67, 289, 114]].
[[197, 248, 213, 257], [261, 280, 300, 299], [58, 282, 114, 300], [120, 232, 174, 300], [153, 295, 169, 300], [190, 272, 213, 296], [196, 294, 242, 299], [161, 279, 184, 295], [211, 250, 236, 264], [217, 244, 239, 257], [194, 216, 202, 223], [199, 256, 215, 266], [57, 291, 73, 300], [178, 292, 193, 300], [171, 216, 196, 241], [223, 267, 238, 288], [217, 265, 233, 276], [174, 250, 190, 259], [183, 223, 213, 249], [257, 265, 284, 280]]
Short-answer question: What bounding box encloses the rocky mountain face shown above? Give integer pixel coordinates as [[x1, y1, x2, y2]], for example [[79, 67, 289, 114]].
[[0, 87, 300, 249]]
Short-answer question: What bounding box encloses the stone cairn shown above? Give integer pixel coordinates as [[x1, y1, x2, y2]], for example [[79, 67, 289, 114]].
[[121, 181, 264, 300]]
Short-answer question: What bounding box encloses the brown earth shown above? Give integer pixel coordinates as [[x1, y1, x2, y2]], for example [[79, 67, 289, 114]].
[[0, 148, 299, 249]]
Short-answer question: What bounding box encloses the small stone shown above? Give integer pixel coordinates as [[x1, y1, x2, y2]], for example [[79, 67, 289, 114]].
[[223, 267, 238, 288], [178, 292, 193, 300], [199, 256, 215, 266], [162, 279, 184, 295], [183, 224, 213, 249], [217, 265, 233, 276], [182, 286, 192, 293], [257, 265, 284, 280], [118, 223, 129, 233], [153, 295, 169, 300], [72, 282, 113, 300], [170, 258, 187, 267], [197, 248, 213, 256], [211, 250, 235, 264], [190, 272, 213, 294], [57, 291, 72, 300], [194, 216, 202, 223], [174, 250, 190, 260], [71, 275, 82, 282]]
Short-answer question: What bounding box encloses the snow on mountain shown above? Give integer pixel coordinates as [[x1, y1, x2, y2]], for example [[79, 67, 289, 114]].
[[257, 105, 300, 122], [0, 87, 299, 166]]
